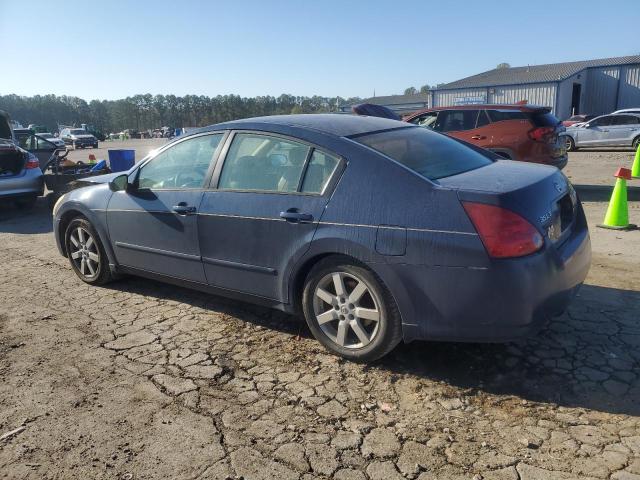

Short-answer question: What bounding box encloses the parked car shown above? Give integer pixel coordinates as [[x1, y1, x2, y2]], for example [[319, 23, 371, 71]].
[[0, 110, 44, 208], [37, 132, 66, 149], [562, 114, 596, 127], [563, 113, 640, 151], [403, 104, 567, 169], [59, 128, 99, 149], [52, 115, 590, 361], [13, 129, 64, 169]]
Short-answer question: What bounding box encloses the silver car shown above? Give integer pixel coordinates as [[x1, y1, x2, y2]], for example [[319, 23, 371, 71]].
[[0, 111, 44, 208], [564, 113, 640, 151]]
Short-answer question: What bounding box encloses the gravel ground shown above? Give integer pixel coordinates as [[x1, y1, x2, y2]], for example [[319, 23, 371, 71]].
[[564, 148, 637, 187], [1, 149, 639, 479]]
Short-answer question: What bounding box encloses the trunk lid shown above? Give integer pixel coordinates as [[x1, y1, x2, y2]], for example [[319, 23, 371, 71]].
[[0, 110, 12, 141], [439, 160, 577, 244], [0, 141, 26, 178]]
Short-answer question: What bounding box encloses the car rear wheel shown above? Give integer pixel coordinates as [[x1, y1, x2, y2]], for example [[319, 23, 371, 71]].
[[65, 218, 113, 285], [302, 257, 402, 362], [565, 136, 577, 152]]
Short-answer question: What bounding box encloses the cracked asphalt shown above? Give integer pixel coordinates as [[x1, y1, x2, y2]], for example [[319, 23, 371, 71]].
[[0, 192, 639, 479]]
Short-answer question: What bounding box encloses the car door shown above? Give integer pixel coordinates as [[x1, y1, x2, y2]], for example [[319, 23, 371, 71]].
[[107, 132, 225, 283], [607, 115, 640, 145], [576, 115, 613, 146], [198, 131, 343, 302]]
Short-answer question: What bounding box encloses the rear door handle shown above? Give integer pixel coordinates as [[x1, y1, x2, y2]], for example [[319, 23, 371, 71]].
[[172, 203, 196, 215], [471, 135, 486, 140], [280, 210, 313, 222]]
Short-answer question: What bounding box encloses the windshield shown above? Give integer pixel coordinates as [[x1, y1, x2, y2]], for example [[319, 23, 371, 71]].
[[70, 129, 86, 135], [354, 126, 492, 181]]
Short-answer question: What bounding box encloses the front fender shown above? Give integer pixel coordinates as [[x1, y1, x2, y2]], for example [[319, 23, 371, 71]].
[[54, 186, 116, 267]]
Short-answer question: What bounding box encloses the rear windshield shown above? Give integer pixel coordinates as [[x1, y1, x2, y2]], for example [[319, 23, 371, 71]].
[[354, 127, 492, 181], [530, 111, 560, 127], [70, 129, 86, 135]]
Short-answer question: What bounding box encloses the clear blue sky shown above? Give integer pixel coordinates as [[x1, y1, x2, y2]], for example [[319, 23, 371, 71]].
[[1, 0, 638, 100]]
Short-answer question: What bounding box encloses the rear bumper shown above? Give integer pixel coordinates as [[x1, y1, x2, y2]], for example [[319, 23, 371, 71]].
[[0, 168, 44, 199], [395, 209, 591, 343]]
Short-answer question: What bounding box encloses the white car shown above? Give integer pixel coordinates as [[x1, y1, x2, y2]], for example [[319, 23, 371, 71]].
[[36, 132, 66, 149], [564, 113, 640, 151]]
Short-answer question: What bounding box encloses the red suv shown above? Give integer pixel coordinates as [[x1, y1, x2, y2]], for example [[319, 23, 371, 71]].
[[404, 104, 567, 169]]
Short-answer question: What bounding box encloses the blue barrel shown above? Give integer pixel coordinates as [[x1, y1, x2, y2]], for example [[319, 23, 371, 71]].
[[108, 149, 135, 172]]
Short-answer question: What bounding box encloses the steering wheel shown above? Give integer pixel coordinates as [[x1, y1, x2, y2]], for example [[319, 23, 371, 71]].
[[175, 169, 205, 188]]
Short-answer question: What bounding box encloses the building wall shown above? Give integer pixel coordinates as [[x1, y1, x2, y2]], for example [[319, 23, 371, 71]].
[[433, 84, 557, 111], [433, 88, 488, 108], [556, 72, 587, 120], [618, 65, 640, 108], [488, 83, 556, 109], [583, 67, 620, 115]]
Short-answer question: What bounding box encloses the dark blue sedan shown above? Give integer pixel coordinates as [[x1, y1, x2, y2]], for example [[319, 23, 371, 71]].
[[53, 115, 591, 361]]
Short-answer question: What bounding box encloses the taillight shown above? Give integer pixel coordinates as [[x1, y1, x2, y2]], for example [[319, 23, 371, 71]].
[[528, 126, 555, 142], [25, 152, 39, 169], [462, 202, 543, 258]]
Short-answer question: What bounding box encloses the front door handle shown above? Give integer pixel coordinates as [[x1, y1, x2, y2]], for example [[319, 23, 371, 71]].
[[280, 210, 313, 223], [172, 203, 196, 215], [471, 135, 486, 140]]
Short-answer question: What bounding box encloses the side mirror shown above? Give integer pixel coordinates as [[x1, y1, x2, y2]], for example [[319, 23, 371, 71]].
[[109, 174, 130, 192]]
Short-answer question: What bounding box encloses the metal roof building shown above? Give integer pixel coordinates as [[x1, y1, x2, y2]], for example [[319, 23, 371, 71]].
[[338, 93, 430, 115], [345, 55, 640, 120]]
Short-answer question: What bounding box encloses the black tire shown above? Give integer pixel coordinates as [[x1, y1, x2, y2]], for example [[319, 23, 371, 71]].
[[15, 196, 37, 210], [565, 136, 577, 152], [633, 136, 640, 151], [64, 217, 113, 285], [302, 256, 402, 362]]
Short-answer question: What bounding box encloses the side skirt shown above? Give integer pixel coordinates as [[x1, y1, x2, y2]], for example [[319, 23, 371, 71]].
[[116, 265, 293, 313]]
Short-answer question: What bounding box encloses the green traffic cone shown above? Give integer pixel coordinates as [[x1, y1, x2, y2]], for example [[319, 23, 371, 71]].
[[632, 143, 640, 178], [598, 167, 636, 230]]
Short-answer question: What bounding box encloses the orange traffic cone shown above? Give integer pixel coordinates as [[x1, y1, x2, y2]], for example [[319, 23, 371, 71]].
[[598, 167, 636, 230]]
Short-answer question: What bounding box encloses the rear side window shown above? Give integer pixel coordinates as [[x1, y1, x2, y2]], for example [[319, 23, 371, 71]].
[[611, 115, 640, 125], [486, 110, 529, 122], [301, 150, 340, 194], [434, 110, 478, 132], [355, 127, 492, 181], [218, 133, 310, 192]]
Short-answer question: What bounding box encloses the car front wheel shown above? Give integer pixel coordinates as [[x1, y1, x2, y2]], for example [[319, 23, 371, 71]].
[[65, 217, 113, 285], [302, 257, 402, 362], [565, 136, 577, 151]]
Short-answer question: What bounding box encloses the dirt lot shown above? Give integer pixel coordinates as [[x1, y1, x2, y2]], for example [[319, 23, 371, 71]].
[[1, 146, 639, 480]]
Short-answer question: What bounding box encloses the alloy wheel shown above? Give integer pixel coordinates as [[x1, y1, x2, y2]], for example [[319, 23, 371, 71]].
[[312, 271, 381, 349], [69, 226, 100, 279]]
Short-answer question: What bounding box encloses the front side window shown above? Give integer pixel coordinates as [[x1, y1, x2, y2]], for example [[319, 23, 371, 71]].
[[355, 126, 492, 181], [218, 133, 310, 192], [433, 110, 478, 132], [590, 116, 612, 127], [137, 133, 223, 189]]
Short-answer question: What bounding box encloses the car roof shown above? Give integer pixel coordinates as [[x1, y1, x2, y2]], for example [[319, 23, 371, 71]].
[[406, 103, 551, 119], [204, 114, 410, 137]]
